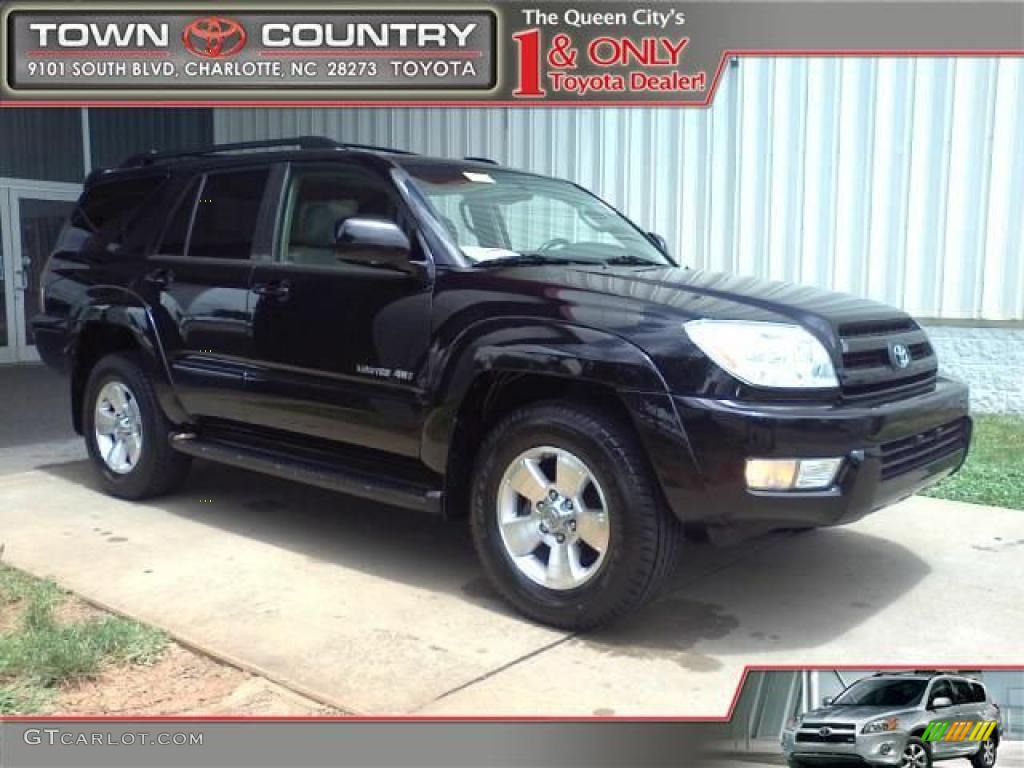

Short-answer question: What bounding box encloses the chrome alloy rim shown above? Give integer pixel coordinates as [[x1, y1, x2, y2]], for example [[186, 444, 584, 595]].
[[982, 738, 996, 766], [93, 381, 144, 475], [496, 446, 610, 591], [901, 743, 929, 768]]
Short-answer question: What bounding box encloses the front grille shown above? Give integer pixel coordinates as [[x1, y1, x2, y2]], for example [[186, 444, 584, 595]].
[[880, 418, 970, 481], [796, 730, 856, 744], [838, 318, 917, 337], [802, 723, 856, 730], [838, 318, 938, 403], [843, 342, 933, 370]]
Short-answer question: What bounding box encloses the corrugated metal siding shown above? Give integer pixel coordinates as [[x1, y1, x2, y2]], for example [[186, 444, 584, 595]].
[[88, 108, 214, 171], [0, 109, 84, 182], [215, 57, 1024, 320]]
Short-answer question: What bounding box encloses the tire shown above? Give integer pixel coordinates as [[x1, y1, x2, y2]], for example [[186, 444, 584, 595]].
[[470, 400, 683, 630], [971, 736, 997, 768], [83, 352, 191, 500], [901, 738, 932, 768]]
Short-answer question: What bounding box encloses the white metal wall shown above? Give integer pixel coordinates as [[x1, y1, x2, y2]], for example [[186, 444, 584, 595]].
[[215, 57, 1024, 321]]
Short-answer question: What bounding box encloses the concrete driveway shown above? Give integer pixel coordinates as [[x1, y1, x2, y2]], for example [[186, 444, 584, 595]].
[[2, 461, 1023, 716], [1, 366, 1022, 716]]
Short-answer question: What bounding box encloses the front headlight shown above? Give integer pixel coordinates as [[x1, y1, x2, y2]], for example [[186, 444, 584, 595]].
[[862, 717, 899, 734], [685, 320, 839, 389]]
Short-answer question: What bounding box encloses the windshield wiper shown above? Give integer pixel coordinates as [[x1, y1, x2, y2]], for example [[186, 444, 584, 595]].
[[602, 254, 664, 266], [472, 253, 602, 268]]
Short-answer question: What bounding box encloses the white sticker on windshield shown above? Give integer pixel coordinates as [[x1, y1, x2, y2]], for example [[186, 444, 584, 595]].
[[462, 246, 519, 262], [464, 171, 496, 184]]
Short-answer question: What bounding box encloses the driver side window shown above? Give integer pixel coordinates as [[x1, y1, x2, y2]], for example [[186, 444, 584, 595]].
[[280, 167, 398, 268], [929, 679, 952, 706]]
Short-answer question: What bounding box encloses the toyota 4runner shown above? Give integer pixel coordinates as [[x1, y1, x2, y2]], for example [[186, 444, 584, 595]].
[[34, 136, 972, 629], [782, 672, 1002, 768]]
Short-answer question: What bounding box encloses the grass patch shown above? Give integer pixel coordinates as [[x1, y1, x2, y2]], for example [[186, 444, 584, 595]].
[[924, 415, 1024, 510], [0, 564, 166, 714]]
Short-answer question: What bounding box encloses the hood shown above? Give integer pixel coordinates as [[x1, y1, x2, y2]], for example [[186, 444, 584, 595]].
[[801, 705, 919, 724], [440, 262, 925, 397], [559, 265, 908, 334]]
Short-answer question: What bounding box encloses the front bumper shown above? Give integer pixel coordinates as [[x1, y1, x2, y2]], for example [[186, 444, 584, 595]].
[[657, 377, 971, 529], [781, 728, 908, 767]]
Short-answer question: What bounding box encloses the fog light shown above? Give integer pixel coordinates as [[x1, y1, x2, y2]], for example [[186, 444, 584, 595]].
[[879, 744, 893, 756], [745, 459, 798, 490], [746, 458, 843, 491]]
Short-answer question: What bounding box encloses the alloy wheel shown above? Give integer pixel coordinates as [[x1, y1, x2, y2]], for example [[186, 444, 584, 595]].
[[93, 381, 144, 475], [981, 737, 996, 766], [902, 743, 929, 768], [496, 446, 610, 591]]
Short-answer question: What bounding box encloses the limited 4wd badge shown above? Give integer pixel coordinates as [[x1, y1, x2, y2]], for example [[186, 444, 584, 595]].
[[357, 364, 414, 383]]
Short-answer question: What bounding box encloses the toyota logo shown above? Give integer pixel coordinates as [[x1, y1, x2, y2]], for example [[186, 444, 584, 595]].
[[890, 343, 912, 370], [182, 16, 247, 58], [818, 726, 833, 738]]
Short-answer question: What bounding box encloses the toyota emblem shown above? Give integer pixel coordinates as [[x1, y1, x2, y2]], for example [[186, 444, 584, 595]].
[[818, 726, 833, 738], [182, 16, 247, 58], [890, 343, 912, 370]]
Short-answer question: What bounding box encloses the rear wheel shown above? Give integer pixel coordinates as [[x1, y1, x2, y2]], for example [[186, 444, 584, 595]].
[[83, 353, 191, 500], [971, 736, 997, 768], [470, 401, 683, 630]]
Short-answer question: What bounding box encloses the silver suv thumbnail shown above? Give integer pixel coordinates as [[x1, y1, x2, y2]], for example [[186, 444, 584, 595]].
[[781, 673, 1001, 768]]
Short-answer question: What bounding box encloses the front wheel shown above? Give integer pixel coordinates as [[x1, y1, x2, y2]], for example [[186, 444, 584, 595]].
[[901, 738, 932, 768], [470, 401, 682, 630], [971, 736, 997, 768], [83, 353, 191, 500]]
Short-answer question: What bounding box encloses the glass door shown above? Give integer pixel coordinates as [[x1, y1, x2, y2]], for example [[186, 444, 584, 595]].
[[0, 188, 14, 364], [0, 184, 79, 363]]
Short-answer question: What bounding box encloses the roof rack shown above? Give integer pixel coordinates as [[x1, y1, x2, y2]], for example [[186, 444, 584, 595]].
[[117, 136, 417, 169], [870, 670, 979, 678], [341, 142, 419, 156], [464, 156, 499, 165]]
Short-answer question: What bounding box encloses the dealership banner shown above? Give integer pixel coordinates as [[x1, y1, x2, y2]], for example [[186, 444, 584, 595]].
[[1, 1, 1021, 105], [0, 719, 720, 767]]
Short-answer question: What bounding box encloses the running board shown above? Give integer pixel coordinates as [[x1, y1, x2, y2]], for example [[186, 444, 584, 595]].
[[169, 434, 443, 515]]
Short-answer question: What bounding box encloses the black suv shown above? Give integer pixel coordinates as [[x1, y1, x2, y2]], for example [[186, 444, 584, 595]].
[[35, 136, 971, 629]]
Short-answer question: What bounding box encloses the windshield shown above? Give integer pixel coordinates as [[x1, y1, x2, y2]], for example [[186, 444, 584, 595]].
[[832, 679, 928, 707], [402, 163, 671, 267]]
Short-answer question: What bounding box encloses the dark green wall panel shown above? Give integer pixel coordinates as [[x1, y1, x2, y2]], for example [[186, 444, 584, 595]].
[[89, 109, 213, 171], [0, 109, 84, 182]]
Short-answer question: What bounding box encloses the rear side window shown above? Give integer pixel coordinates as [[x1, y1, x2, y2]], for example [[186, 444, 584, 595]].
[[68, 175, 166, 253], [190, 169, 269, 259], [159, 169, 269, 259], [970, 683, 987, 703], [951, 680, 973, 705]]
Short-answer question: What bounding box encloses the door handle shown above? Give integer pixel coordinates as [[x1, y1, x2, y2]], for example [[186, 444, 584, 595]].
[[144, 267, 174, 288], [18, 257, 31, 290], [253, 280, 292, 301]]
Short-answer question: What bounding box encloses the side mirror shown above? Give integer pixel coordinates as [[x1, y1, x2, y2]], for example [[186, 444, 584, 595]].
[[647, 231, 669, 254], [822, 697, 834, 707], [931, 697, 953, 710], [335, 216, 414, 272]]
